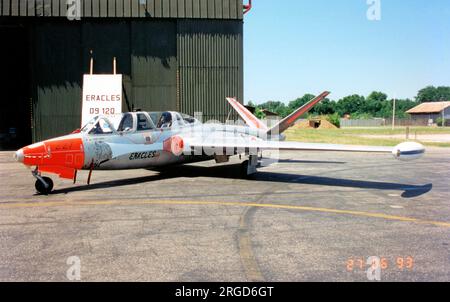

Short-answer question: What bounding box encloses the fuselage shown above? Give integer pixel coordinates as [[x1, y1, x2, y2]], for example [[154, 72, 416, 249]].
[[14, 111, 279, 175]]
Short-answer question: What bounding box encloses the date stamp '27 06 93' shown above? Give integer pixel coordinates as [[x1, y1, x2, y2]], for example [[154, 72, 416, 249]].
[[347, 256, 414, 281]]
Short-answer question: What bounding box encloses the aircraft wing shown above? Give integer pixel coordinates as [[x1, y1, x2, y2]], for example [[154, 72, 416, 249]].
[[103, 135, 424, 162], [188, 139, 392, 153], [186, 138, 425, 161]]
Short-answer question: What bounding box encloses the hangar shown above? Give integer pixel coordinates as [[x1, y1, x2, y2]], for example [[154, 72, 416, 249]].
[[0, 0, 245, 149]]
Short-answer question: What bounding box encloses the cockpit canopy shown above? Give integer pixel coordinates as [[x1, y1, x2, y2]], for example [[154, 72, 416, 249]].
[[81, 111, 199, 135], [117, 112, 155, 132], [150, 111, 200, 129], [81, 116, 116, 135], [156, 112, 173, 128]]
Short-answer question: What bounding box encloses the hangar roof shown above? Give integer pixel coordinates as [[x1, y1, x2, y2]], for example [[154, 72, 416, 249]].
[[406, 102, 450, 114], [0, 0, 244, 19]]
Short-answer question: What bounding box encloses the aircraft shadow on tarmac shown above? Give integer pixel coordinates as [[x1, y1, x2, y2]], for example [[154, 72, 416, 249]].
[[50, 161, 432, 199]]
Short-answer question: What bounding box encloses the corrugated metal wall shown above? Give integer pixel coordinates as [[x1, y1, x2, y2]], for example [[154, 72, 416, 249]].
[[32, 22, 83, 142], [27, 17, 243, 141], [131, 20, 177, 112], [178, 19, 243, 121], [1, 0, 244, 19], [1, 1, 244, 142], [0, 25, 31, 149], [30, 19, 180, 141]]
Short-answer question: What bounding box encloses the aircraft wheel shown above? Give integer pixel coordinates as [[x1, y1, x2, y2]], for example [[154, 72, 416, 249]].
[[35, 177, 54, 194]]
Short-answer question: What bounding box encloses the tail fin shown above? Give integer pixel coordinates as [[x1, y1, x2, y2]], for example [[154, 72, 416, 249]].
[[226, 97, 268, 131], [267, 91, 330, 135]]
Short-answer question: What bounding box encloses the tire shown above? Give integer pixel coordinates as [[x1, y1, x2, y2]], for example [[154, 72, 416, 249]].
[[35, 177, 54, 194]]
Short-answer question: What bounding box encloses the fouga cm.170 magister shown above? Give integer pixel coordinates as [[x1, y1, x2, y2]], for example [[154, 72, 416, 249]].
[[14, 91, 425, 194]]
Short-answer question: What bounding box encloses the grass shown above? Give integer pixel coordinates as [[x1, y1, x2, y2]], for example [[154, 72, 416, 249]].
[[329, 126, 450, 135], [285, 127, 450, 148]]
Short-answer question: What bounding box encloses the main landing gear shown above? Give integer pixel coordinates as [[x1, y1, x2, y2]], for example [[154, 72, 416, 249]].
[[240, 155, 259, 179], [32, 168, 54, 194]]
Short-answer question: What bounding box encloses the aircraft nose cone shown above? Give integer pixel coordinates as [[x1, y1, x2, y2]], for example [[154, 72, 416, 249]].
[[14, 149, 24, 163]]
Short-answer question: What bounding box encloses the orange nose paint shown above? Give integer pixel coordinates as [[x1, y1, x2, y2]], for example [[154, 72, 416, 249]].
[[22, 137, 85, 180]]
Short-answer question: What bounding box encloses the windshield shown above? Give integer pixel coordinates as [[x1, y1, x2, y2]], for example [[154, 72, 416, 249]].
[[156, 112, 173, 128], [117, 113, 134, 132], [81, 116, 117, 135], [148, 112, 162, 126], [89, 118, 115, 135], [137, 113, 155, 131], [81, 116, 99, 133]]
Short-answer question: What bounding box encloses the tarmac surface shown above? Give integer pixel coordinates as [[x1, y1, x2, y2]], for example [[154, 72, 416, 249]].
[[0, 149, 449, 281]]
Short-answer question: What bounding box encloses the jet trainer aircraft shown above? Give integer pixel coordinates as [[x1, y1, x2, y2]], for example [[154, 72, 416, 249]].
[[14, 92, 425, 194]]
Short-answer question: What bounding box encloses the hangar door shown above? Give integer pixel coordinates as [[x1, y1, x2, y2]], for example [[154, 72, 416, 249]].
[[32, 22, 83, 142], [31, 20, 178, 142], [82, 20, 177, 113], [0, 25, 31, 150], [131, 20, 177, 112]]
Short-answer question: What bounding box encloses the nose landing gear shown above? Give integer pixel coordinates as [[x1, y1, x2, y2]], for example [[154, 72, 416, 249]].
[[32, 168, 54, 194]]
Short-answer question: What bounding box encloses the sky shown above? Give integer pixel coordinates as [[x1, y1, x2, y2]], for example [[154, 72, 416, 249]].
[[243, 0, 450, 104]]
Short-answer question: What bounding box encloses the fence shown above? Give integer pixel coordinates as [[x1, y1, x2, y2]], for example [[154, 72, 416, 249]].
[[340, 119, 384, 127]]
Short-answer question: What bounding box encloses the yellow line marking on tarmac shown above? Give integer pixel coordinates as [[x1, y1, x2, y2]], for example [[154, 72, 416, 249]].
[[1, 200, 450, 228], [238, 207, 265, 282]]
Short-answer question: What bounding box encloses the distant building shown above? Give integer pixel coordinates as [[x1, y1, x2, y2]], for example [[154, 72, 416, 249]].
[[244, 105, 256, 115], [261, 109, 279, 120], [406, 102, 450, 124], [242, 106, 279, 127]]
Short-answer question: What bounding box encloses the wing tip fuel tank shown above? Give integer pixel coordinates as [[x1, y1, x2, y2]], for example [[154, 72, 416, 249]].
[[392, 142, 426, 161]]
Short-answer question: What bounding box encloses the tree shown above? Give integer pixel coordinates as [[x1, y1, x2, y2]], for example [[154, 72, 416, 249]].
[[378, 100, 394, 118], [375, 98, 418, 118], [287, 94, 336, 117], [361, 91, 388, 116], [336, 95, 365, 116], [312, 98, 336, 115], [254, 107, 266, 119], [248, 87, 427, 121], [247, 101, 257, 108], [416, 86, 450, 103], [367, 91, 388, 102], [395, 99, 417, 118], [288, 94, 315, 111]]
